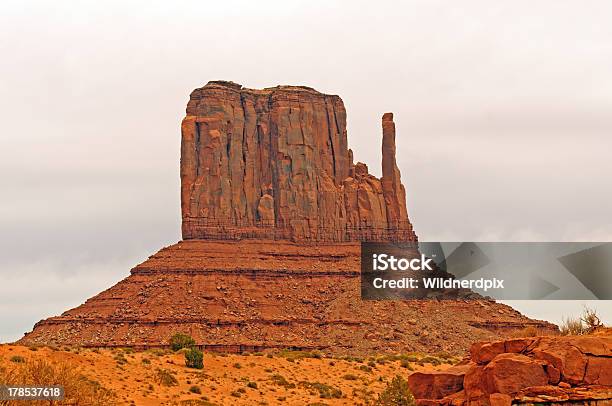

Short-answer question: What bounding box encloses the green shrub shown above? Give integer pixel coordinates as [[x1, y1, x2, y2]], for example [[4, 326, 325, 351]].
[[185, 348, 204, 369], [113, 353, 128, 365], [169, 333, 196, 351], [434, 351, 454, 360], [376, 375, 415, 406], [10, 355, 25, 363], [270, 374, 295, 388], [419, 356, 441, 366], [300, 381, 342, 399], [400, 359, 413, 370]]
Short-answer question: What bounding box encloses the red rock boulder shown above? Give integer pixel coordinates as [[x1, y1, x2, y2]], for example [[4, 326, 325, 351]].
[[411, 333, 612, 406], [408, 364, 470, 400]]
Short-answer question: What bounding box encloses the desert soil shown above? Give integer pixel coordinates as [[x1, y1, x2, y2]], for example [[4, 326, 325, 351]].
[[0, 344, 456, 405]]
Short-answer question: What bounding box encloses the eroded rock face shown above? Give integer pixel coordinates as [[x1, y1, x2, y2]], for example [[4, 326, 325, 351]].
[[408, 333, 612, 405], [181, 81, 416, 242]]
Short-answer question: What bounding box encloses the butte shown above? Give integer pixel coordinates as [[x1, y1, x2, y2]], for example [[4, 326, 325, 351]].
[[19, 81, 556, 354]]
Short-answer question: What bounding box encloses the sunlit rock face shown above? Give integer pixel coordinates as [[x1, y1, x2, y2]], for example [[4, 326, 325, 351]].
[[180, 81, 416, 242]]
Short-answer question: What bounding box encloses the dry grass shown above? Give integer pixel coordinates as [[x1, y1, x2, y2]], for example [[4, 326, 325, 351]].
[[560, 306, 606, 336], [0, 355, 116, 405]]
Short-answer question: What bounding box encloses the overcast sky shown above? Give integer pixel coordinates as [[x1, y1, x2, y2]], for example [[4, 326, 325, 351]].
[[1, 0, 611, 342]]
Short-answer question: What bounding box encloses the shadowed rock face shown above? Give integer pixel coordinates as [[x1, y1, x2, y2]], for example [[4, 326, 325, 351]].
[[180, 81, 416, 242]]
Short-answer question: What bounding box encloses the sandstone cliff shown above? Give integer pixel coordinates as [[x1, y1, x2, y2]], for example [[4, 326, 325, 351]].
[[19, 81, 558, 355], [180, 81, 416, 242]]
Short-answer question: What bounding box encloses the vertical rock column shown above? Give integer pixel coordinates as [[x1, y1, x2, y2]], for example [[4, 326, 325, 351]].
[[381, 113, 409, 227]]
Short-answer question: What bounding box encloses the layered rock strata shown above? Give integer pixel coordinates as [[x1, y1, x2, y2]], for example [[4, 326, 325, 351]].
[[20, 240, 556, 354], [181, 81, 415, 242]]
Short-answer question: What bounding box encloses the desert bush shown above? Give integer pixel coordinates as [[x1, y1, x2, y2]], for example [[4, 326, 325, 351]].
[[169, 333, 196, 351], [10, 355, 25, 363], [300, 381, 342, 399], [0, 357, 116, 405], [400, 359, 413, 370], [376, 375, 416, 406], [560, 306, 605, 336], [246, 381, 258, 389], [560, 316, 586, 335], [232, 362, 242, 369], [113, 353, 128, 365], [342, 374, 359, 380], [189, 385, 201, 394], [419, 356, 441, 366], [270, 374, 295, 388], [513, 326, 539, 337], [434, 351, 453, 360], [155, 368, 178, 386], [185, 348, 204, 369], [581, 306, 604, 333]]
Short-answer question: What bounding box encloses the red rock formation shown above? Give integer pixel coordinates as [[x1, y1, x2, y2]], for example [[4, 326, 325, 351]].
[[181, 81, 415, 242], [19, 240, 556, 353], [19, 81, 558, 355], [408, 333, 612, 405]]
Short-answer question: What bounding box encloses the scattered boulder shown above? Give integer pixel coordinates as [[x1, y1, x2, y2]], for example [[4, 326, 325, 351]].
[[481, 353, 548, 395], [411, 333, 612, 405], [408, 364, 470, 399]]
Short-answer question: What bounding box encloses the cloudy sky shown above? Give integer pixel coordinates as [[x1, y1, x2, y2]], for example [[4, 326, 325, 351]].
[[1, 0, 611, 342]]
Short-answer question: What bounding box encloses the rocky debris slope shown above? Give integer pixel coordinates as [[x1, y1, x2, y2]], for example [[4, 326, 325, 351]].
[[181, 81, 415, 242], [408, 333, 612, 405], [19, 240, 556, 354]]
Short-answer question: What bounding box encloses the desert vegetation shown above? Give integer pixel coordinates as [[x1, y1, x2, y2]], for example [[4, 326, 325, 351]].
[[560, 306, 605, 335], [375, 375, 416, 406], [169, 332, 196, 351], [168, 332, 205, 370], [0, 353, 116, 405], [0, 342, 455, 405]]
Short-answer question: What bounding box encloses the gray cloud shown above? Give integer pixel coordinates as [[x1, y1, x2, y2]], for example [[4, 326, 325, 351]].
[[1, 0, 611, 342]]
